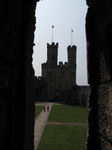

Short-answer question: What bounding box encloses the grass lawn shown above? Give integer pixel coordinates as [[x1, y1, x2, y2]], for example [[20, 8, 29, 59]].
[[48, 105, 87, 123], [35, 106, 44, 118], [37, 125, 87, 150]]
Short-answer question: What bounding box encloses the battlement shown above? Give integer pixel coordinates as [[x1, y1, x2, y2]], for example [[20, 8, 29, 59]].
[[42, 61, 69, 68], [42, 62, 57, 68], [47, 42, 58, 48], [67, 45, 76, 51], [59, 62, 68, 67], [59, 61, 63, 66]]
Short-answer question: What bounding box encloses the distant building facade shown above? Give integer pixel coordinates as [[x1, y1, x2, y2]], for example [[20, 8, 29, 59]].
[[34, 76, 47, 101], [35, 42, 90, 106]]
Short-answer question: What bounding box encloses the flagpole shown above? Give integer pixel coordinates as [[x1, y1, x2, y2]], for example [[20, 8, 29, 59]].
[[52, 25, 54, 43], [71, 29, 73, 46]]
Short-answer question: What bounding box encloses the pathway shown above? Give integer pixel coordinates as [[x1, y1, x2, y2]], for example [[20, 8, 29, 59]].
[[34, 102, 53, 150], [47, 121, 87, 126]]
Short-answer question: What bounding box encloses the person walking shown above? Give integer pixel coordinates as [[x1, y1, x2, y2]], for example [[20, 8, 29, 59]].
[[44, 106, 46, 112], [47, 106, 49, 112]]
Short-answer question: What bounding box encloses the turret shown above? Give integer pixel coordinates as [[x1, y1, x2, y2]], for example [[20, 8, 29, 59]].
[[67, 45, 77, 68], [47, 42, 58, 66], [67, 45, 77, 85]]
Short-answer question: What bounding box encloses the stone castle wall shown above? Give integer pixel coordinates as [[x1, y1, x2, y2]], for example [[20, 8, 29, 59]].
[[42, 65, 76, 101], [86, 0, 112, 149], [41, 43, 77, 102], [0, 0, 38, 149]]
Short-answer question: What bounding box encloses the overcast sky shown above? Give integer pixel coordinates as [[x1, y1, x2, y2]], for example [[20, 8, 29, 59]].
[[33, 0, 88, 85]]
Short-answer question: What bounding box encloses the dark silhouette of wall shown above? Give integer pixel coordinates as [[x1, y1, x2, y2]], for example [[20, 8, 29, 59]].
[[0, 0, 112, 150], [0, 0, 38, 150], [86, 0, 112, 149]]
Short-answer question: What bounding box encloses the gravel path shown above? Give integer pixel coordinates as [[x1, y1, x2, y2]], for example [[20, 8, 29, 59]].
[[34, 102, 53, 150], [47, 121, 87, 126]]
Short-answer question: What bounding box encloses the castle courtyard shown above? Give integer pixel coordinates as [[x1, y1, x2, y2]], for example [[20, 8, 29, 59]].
[[34, 102, 87, 150]]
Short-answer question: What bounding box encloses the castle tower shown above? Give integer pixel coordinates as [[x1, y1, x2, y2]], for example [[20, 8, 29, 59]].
[[67, 45, 77, 84], [47, 42, 58, 66], [67, 45, 77, 68]]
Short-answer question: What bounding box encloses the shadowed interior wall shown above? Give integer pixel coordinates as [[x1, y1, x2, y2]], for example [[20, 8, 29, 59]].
[[0, 0, 38, 150], [86, 0, 112, 149], [0, 0, 112, 150]]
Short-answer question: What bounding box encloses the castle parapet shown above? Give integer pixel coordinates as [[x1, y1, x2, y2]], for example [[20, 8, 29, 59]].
[[59, 61, 63, 66], [58, 62, 68, 67], [64, 62, 68, 67], [67, 45, 76, 50], [47, 42, 58, 48], [42, 63, 47, 68]]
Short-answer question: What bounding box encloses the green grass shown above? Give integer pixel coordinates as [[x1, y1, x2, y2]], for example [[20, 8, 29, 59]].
[[48, 105, 87, 123], [35, 106, 44, 118], [37, 125, 87, 150]]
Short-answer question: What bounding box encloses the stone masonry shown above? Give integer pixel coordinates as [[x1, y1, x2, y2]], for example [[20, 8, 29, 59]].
[[86, 0, 112, 149], [0, 0, 39, 150], [42, 42, 77, 102]]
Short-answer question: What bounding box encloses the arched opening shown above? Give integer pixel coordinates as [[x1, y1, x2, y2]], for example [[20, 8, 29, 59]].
[[33, 1, 89, 150], [0, 1, 112, 150]]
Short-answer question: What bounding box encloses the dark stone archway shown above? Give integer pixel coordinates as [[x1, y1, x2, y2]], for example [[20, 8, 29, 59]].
[[0, 0, 112, 150], [86, 0, 112, 149], [0, 0, 39, 150]]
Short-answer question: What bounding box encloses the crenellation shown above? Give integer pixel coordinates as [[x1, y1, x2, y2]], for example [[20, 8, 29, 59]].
[[64, 62, 68, 67], [47, 42, 58, 48], [59, 61, 63, 66]]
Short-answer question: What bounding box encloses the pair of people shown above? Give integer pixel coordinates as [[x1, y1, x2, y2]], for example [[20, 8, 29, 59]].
[[44, 106, 49, 112]]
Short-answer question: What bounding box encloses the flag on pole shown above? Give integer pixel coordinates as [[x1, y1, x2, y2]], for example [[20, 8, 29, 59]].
[[52, 25, 54, 43]]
